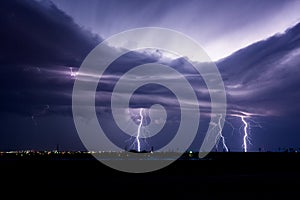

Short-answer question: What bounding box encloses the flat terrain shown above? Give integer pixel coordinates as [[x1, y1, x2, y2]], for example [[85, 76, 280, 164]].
[[1, 152, 300, 197]]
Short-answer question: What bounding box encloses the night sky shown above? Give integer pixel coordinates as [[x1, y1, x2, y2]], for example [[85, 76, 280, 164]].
[[1, 0, 300, 152]]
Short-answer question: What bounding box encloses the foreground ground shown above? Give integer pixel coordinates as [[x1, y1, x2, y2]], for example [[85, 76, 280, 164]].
[[1, 152, 300, 197]]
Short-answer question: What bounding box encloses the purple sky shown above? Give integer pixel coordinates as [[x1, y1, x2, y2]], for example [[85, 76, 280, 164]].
[[50, 0, 300, 60], [0, 0, 300, 152]]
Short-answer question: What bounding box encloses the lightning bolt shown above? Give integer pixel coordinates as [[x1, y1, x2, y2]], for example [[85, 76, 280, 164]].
[[241, 116, 249, 152], [230, 114, 251, 152], [69, 67, 78, 77], [212, 110, 263, 153], [136, 108, 144, 152], [217, 114, 229, 152], [126, 108, 145, 152], [212, 114, 230, 152], [230, 111, 262, 152]]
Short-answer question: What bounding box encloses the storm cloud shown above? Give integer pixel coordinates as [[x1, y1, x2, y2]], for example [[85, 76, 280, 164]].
[[218, 22, 300, 117], [1, 0, 300, 151], [0, 0, 101, 116]]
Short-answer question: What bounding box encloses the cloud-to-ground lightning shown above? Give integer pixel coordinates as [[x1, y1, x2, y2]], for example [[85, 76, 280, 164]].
[[241, 116, 249, 152], [125, 108, 147, 152], [229, 111, 262, 152], [230, 113, 251, 152], [217, 114, 229, 152], [212, 114, 229, 152], [136, 108, 144, 152]]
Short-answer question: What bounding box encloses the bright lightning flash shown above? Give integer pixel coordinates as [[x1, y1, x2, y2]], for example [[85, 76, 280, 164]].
[[136, 108, 144, 152], [241, 116, 249, 152], [230, 111, 262, 152], [216, 114, 229, 152], [69, 67, 78, 77], [125, 108, 150, 152], [213, 110, 262, 152]]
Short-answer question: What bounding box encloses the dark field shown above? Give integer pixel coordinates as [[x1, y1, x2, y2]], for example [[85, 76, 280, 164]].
[[1, 152, 300, 197]]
